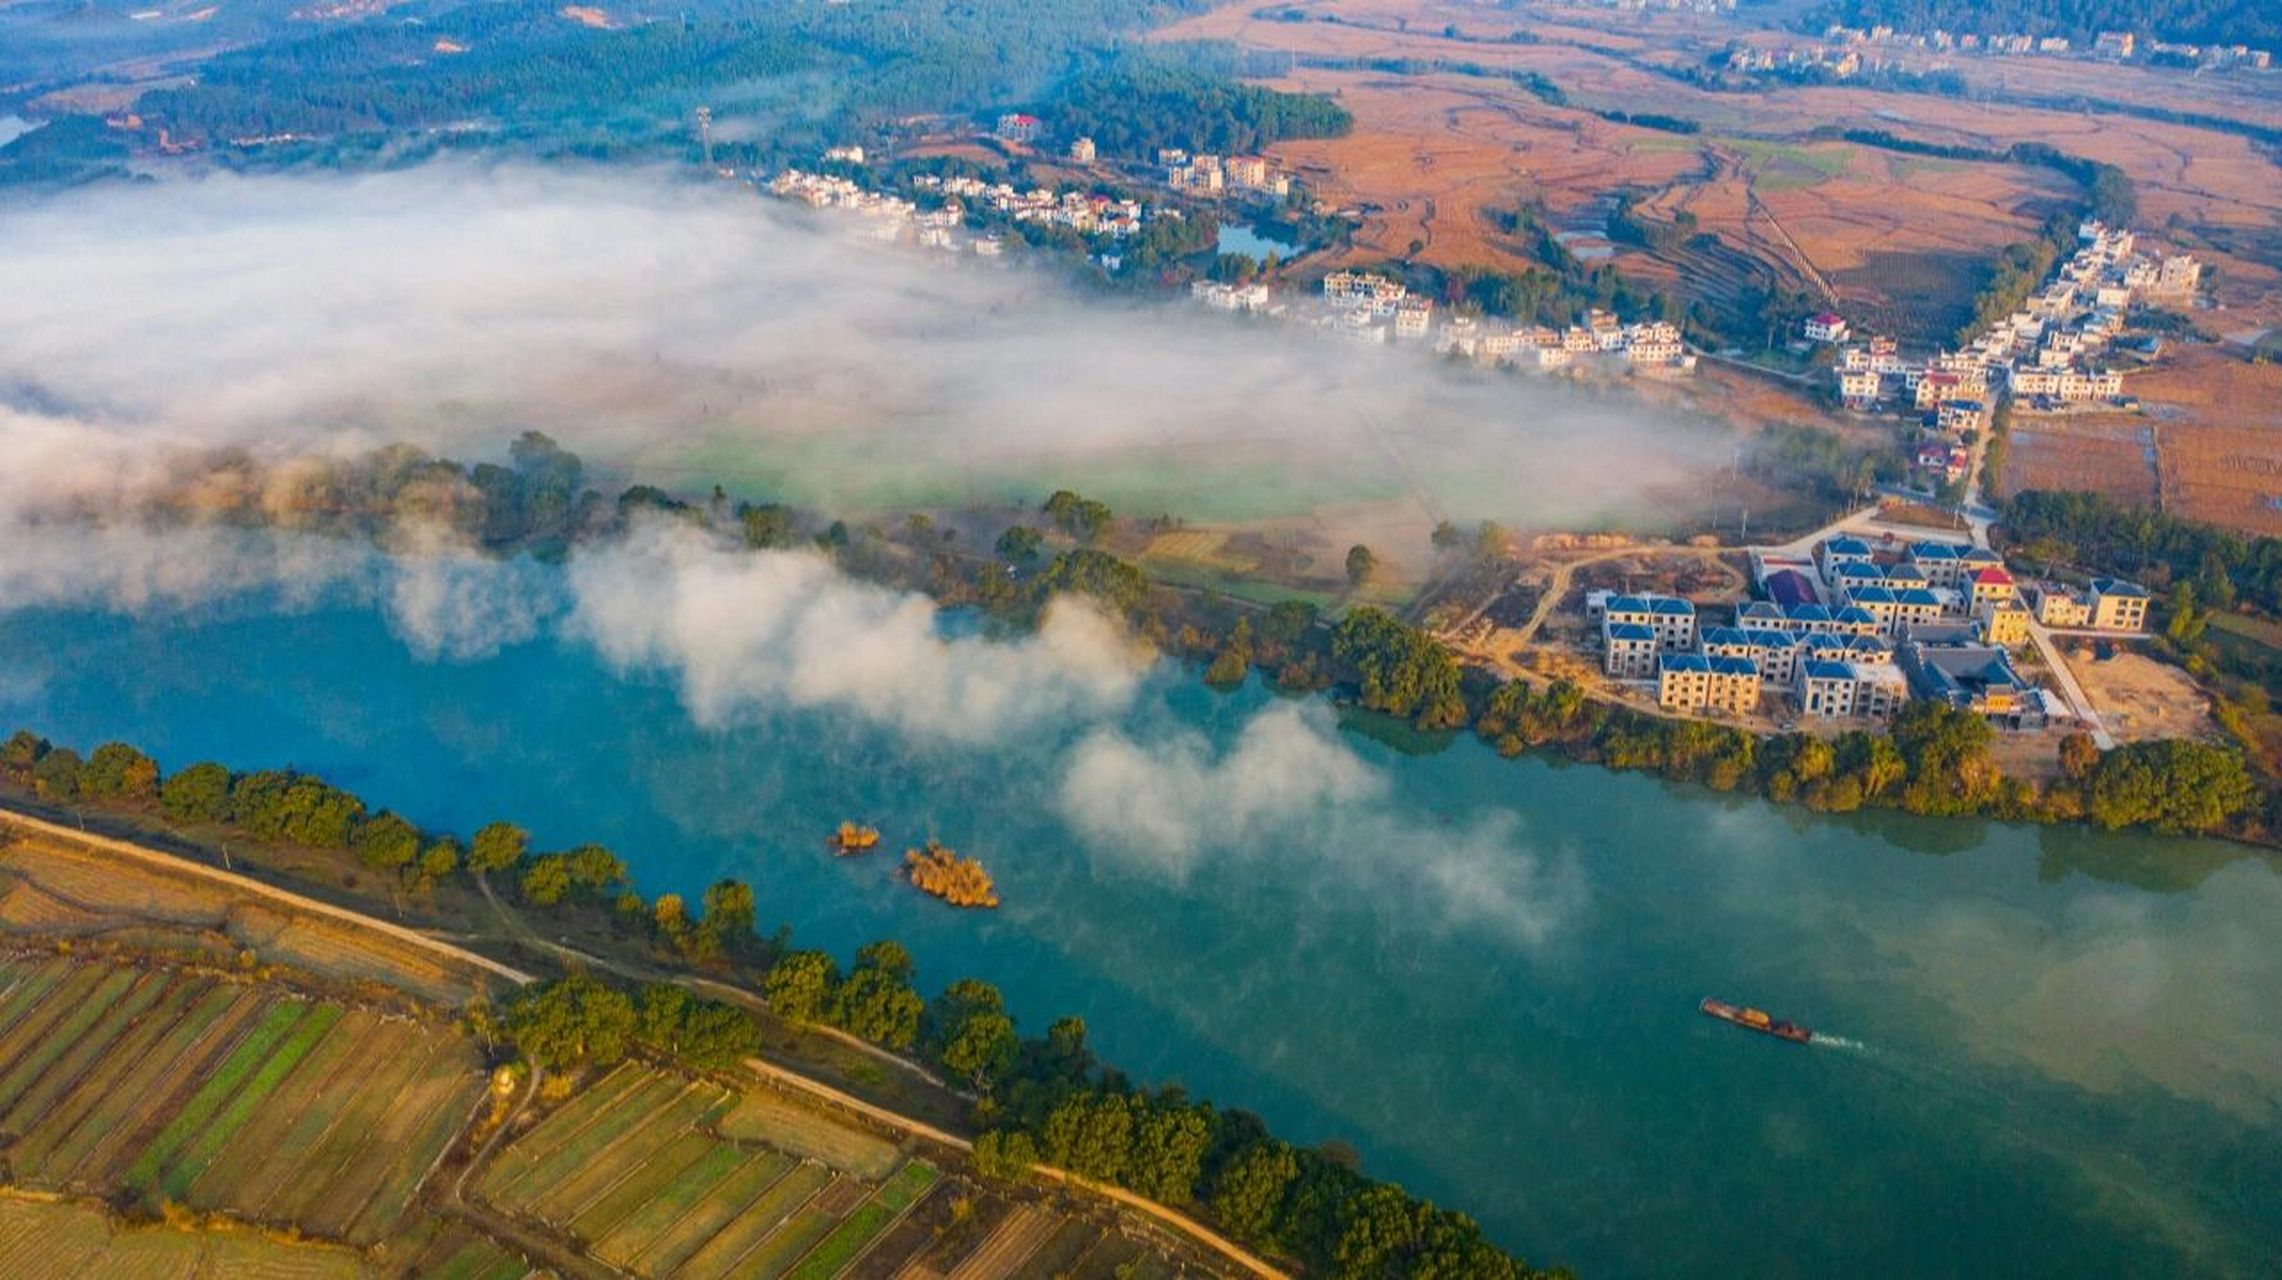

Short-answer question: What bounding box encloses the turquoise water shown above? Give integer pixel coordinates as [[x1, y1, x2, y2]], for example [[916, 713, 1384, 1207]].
[[2, 596, 2278, 1278], [1216, 224, 1302, 261]]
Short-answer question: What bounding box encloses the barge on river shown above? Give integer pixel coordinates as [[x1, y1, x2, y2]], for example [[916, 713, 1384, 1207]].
[[1700, 998, 1811, 1044]]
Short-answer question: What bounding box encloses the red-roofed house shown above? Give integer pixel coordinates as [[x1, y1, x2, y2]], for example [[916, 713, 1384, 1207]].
[[1805, 313, 1850, 343], [1968, 566, 2017, 613]]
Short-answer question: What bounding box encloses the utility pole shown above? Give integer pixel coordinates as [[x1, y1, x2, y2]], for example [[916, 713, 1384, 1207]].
[[695, 106, 714, 170]]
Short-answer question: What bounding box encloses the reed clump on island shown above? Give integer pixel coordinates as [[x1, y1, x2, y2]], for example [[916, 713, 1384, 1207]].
[[902, 839, 998, 908]]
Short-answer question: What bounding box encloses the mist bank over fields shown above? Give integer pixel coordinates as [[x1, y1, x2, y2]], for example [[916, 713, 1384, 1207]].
[[0, 163, 1732, 532]]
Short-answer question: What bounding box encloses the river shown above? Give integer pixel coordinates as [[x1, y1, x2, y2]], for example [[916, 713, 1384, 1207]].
[[2, 592, 2277, 1279]]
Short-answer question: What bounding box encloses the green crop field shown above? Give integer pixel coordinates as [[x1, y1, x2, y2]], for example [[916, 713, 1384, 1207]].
[[782, 1164, 938, 1280], [155, 1001, 343, 1199], [622, 1152, 800, 1276], [126, 997, 306, 1190], [726, 1203, 843, 1280], [718, 1088, 902, 1178], [593, 1142, 773, 1268]]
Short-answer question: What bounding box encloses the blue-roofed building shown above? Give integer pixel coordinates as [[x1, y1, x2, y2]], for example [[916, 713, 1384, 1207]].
[[1659, 651, 1759, 713], [1906, 540, 1969, 590], [1602, 593, 1697, 650], [1817, 536, 1875, 586], [1794, 658, 1909, 720], [1737, 601, 1786, 628], [1603, 620, 1660, 678], [2088, 578, 2151, 632], [1703, 626, 1804, 686]]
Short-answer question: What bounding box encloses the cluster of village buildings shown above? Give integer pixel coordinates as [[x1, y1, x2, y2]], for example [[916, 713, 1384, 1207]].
[[1824, 24, 2271, 70], [765, 166, 1173, 258], [1814, 220, 2199, 482], [1592, 535, 2148, 726]]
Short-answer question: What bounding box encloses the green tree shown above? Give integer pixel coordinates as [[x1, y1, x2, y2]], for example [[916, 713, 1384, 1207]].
[[995, 525, 1044, 564], [520, 853, 572, 906], [355, 811, 422, 872], [1345, 544, 1377, 587], [1204, 616, 1254, 686], [2058, 731, 2101, 782], [1211, 1141, 1299, 1246], [159, 761, 233, 823], [29, 747, 82, 803], [763, 950, 841, 1022], [833, 942, 924, 1049], [741, 503, 797, 549], [1128, 1103, 1212, 1204], [929, 978, 1018, 1090], [2086, 740, 2257, 833], [418, 837, 461, 881], [468, 821, 529, 873], [972, 1129, 1039, 1182], [81, 742, 160, 803], [506, 975, 636, 1071], [699, 879, 757, 955], [0, 731, 46, 785]]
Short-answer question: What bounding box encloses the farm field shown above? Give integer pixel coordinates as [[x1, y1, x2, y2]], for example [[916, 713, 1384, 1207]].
[[0, 950, 486, 1249], [1151, 0, 2282, 336], [0, 1191, 371, 1278], [0, 823, 507, 1006], [2003, 347, 2282, 538], [475, 1061, 1218, 1279]]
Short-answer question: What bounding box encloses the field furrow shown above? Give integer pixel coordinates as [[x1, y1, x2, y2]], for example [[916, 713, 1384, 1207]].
[[123, 998, 308, 1192], [568, 1128, 720, 1244], [61, 986, 263, 1185], [7, 978, 207, 1178], [0, 970, 173, 1126], [593, 1141, 771, 1270], [264, 1030, 438, 1227], [624, 1150, 798, 1278], [160, 1001, 345, 1202], [200, 1011, 388, 1213], [675, 1162, 835, 1280], [481, 1071, 688, 1204], [318, 1035, 486, 1243], [530, 1083, 725, 1223]]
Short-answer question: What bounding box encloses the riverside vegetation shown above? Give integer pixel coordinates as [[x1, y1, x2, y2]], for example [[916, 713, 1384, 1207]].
[[37, 431, 2278, 846], [0, 730, 1558, 1279]]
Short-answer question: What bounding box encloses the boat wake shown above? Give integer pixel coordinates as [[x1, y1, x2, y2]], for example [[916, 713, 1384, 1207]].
[[1810, 1034, 1867, 1052]]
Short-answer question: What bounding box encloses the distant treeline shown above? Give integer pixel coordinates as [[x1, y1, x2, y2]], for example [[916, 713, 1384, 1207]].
[[2002, 490, 2282, 616], [1803, 0, 2281, 48], [0, 729, 1555, 1280], [127, 0, 1219, 148], [1045, 63, 1351, 158]]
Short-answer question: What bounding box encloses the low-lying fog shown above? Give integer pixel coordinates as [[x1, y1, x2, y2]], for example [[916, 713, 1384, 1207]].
[[0, 162, 1733, 536]]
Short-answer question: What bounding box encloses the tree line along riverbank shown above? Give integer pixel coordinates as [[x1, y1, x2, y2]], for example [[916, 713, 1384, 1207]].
[[0, 731, 1559, 1280]]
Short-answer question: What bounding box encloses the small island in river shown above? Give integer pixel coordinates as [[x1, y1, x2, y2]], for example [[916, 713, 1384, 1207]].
[[829, 821, 881, 856], [903, 838, 998, 908]]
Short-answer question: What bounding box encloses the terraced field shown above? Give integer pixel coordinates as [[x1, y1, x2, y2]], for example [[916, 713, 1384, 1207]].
[[0, 951, 486, 1247], [0, 1191, 370, 1278], [475, 1063, 1221, 1280]]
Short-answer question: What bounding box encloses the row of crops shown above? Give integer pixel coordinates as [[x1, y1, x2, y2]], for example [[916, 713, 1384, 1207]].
[[0, 952, 487, 1246]]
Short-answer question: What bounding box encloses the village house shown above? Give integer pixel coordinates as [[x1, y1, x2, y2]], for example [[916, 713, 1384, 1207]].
[[1901, 642, 2041, 726], [1804, 312, 1850, 343], [1604, 621, 1660, 679], [1068, 136, 1096, 163], [1978, 601, 2032, 647], [1793, 659, 1907, 720], [994, 113, 1041, 144], [1816, 536, 1875, 586], [1937, 399, 1987, 435], [2032, 584, 2092, 628], [1322, 271, 1408, 316], [1593, 593, 1698, 650], [1841, 369, 1881, 409], [2089, 578, 2151, 631], [1658, 654, 1762, 714], [1966, 566, 2017, 614], [1393, 301, 1433, 341]]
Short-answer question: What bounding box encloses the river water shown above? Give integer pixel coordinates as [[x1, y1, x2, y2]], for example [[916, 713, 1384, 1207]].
[[2, 593, 2277, 1278]]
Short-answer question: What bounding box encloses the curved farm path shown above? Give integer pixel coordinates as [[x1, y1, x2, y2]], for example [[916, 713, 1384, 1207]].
[[0, 808, 533, 986]]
